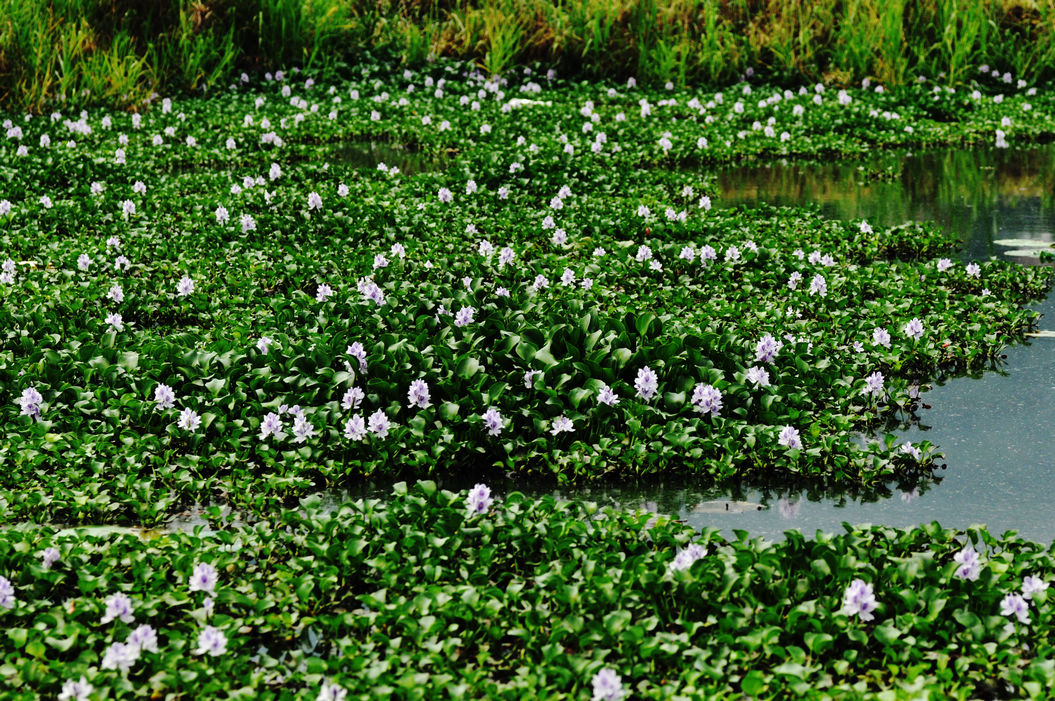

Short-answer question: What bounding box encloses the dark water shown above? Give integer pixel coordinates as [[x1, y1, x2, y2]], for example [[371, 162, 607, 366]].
[[537, 144, 1055, 542], [332, 141, 444, 174]]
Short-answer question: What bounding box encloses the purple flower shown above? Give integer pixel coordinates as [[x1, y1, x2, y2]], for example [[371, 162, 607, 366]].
[[317, 681, 348, 701], [754, 334, 783, 363], [863, 371, 885, 399], [669, 544, 707, 573], [178, 407, 201, 432], [901, 442, 923, 461], [106, 312, 124, 331], [787, 272, 802, 289], [0, 576, 16, 609], [127, 624, 159, 654], [316, 283, 333, 302], [346, 342, 368, 372], [101, 642, 139, 672], [953, 546, 982, 581], [745, 366, 770, 388], [597, 383, 619, 407], [1023, 576, 1049, 600], [101, 592, 135, 624], [408, 379, 431, 409], [467, 484, 493, 515], [194, 626, 228, 656], [550, 416, 574, 435], [778, 425, 802, 449], [260, 412, 283, 440], [1000, 593, 1030, 624], [176, 276, 195, 297], [17, 387, 43, 418], [344, 415, 367, 440], [966, 262, 981, 278], [524, 370, 542, 389], [292, 415, 314, 443], [454, 306, 475, 327], [873, 327, 891, 347], [482, 407, 503, 436], [189, 563, 219, 594], [437, 187, 453, 203], [591, 668, 626, 701], [40, 547, 60, 570], [154, 384, 175, 410], [634, 366, 659, 401], [809, 273, 827, 297], [937, 258, 952, 272], [341, 387, 365, 410], [368, 410, 391, 438], [841, 579, 878, 621], [904, 318, 925, 341], [307, 191, 322, 211], [691, 383, 722, 417], [58, 677, 93, 701]]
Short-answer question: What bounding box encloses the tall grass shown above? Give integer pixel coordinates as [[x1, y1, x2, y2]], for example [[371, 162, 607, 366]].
[[1, 0, 1054, 111]]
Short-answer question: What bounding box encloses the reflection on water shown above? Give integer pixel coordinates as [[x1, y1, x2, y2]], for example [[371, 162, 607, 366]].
[[332, 141, 445, 174], [716, 144, 1055, 262]]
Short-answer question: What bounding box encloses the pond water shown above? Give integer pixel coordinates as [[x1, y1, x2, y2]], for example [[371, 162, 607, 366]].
[[537, 143, 1055, 542]]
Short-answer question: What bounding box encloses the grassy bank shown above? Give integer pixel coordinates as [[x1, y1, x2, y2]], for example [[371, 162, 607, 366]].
[[2, 0, 1055, 111]]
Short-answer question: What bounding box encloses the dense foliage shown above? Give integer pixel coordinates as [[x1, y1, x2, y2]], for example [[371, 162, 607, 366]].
[[3, 482, 1055, 699], [3, 0, 1055, 110], [2, 64, 1053, 526]]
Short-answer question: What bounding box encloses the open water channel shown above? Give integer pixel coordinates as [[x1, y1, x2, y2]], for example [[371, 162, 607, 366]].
[[552, 143, 1055, 541]]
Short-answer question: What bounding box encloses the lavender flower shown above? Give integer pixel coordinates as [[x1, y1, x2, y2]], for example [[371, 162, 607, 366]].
[[108, 283, 124, 303], [809, 273, 827, 297], [106, 312, 124, 331], [40, 547, 60, 570], [953, 546, 982, 581], [904, 318, 925, 341], [58, 677, 94, 701], [154, 384, 175, 410], [482, 407, 503, 436], [178, 407, 201, 432], [691, 384, 722, 417], [591, 668, 626, 701], [550, 416, 574, 435], [101, 592, 135, 624], [841, 579, 878, 621], [257, 336, 272, 354], [634, 366, 659, 401], [778, 425, 802, 449], [127, 624, 159, 654], [1023, 576, 1049, 600], [873, 327, 891, 347], [292, 415, 314, 443], [176, 276, 195, 296], [189, 563, 219, 594], [936, 258, 952, 272], [467, 484, 493, 515], [669, 544, 707, 573], [454, 306, 475, 327], [316, 283, 333, 302], [101, 642, 139, 672], [194, 626, 228, 656], [524, 370, 542, 389], [408, 379, 431, 409], [368, 410, 391, 438], [745, 366, 770, 388], [1000, 593, 1030, 624], [307, 191, 322, 211], [346, 342, 368, 372], [863, 371, 885, 399], [597, 383, 619, 407], [317, 681, 348, 701], [344, 415, 367, 441], [17, 387, 43, 418], [787, 272, 802, 290], [437, 187, 453, 203], [341, 387, 365, 411], [0, 576, 15, 609], [754, 334, 783, 363], [901, 442, 923, 461], [966, 262, 981, 278]]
